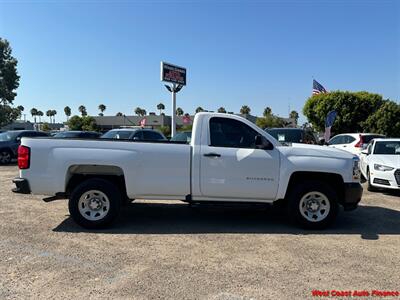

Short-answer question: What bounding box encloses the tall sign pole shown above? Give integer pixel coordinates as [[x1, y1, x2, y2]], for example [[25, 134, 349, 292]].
[[161, 62, 186, 137], [171, 83, 177, 137]]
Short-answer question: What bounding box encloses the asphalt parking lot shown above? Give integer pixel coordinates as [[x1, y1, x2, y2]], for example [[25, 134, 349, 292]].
[[0, 165, 399, 299]]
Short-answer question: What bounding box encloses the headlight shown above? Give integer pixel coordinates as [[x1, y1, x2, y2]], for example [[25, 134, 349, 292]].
[[374, 164, 394, 171], [353, 158, 360, 180]]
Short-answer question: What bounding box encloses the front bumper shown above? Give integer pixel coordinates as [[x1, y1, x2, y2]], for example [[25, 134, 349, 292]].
[[342, 182, 363, 211], [12, 177, 31, 194]]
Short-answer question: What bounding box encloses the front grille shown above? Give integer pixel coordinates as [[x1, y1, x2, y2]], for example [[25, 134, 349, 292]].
[[373, 178, 391, 186], [395, 169, 400, 185]]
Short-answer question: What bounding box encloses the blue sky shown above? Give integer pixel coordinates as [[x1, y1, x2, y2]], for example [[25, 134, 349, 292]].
[[0, 0, 399, 123]]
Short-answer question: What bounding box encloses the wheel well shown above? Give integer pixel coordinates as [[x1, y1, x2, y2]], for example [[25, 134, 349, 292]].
[[285, 171, 345, 200], [65, 165, 128, 200]]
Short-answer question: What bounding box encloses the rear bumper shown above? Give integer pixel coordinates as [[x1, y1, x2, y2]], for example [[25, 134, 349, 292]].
[[12, 177, 31, 194], [342, 182, 363, 211]]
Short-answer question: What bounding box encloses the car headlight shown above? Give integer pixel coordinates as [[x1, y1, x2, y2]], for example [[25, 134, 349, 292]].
[[374, 164, 394, 171], [353, 158, 360, 180]]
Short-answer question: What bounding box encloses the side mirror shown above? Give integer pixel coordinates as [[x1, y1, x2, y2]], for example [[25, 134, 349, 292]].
[[255, 135, 273, 150], [133, 136, 140, 141], [361, 150, 368, 155], [15, 137, 21, 142]]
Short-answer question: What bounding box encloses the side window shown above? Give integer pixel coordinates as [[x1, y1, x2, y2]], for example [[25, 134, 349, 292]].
[[367, 142, 373, 155], [343, 135, 356, 144], [328, 136, 343, 145], [132, 131, 143, 140], [143, 131, 164, 140], [209, 117, 259, 149], [116, 131, 133, 139]]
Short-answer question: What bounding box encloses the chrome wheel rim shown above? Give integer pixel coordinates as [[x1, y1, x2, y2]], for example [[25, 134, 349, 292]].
[[78, 190, 110, 221], [0, 151, 11, 164], [299, 191, 330, 222]]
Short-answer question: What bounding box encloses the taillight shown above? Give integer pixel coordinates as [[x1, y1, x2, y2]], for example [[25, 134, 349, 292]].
[[18, 145, 30, 169], [354, 134, 364, 148]]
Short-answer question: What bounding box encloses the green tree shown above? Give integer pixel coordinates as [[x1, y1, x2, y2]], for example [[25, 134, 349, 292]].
[[37, 110, 43, 123], [363, 100, 400, 137], [64, 106, 71, 121], [116, 112, 123, 116], [67, 115, 97, 131], [157, 103, 165, 115], [134, 107, 146, 116], [256, 115, 285, 129], [51, 110, 57, 123], [78, 105, 87, 117], [217, 107, 226, 113], [30, 108, 38, 123], [0, 39, 20, 127], [303, 91, 384, 133], [16, 105, 24, 119], [176, 107, 184, 116], [46, 110, 52, 123], [195, 106, 204, 113], [263, 107, 272, 117], [41, 122, 51, 132], [98, 104, 106, 116], [289, 110, 299, 125], [159, 126, 171, 137], [240, 105, 251, 115], [67, 115, 83, 130]]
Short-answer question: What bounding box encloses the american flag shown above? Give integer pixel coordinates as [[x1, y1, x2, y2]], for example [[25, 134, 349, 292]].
[[182, 114, 191, 124], [139, 118, 146, 127], [312, 79, 327, 95]]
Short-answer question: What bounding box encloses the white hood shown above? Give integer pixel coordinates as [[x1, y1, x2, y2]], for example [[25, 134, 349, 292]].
[[278, 143, 356, 160], [372, 155, 400, 168]]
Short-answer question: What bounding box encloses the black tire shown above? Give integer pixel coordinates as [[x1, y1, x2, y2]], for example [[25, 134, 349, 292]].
[[367, 169, 378, 192], [0, 149, 12, 165], [68, 178, 122, 229], [287, 180, 338, 229]]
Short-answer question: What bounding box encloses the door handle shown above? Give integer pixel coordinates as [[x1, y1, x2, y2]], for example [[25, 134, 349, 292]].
[[203, 152, 221, 158]]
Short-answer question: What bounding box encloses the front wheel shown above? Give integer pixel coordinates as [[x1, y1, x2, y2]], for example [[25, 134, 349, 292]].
[[287, 181, 338, 229], [367, 169, 378, 192], [68, 178, 122, 229]]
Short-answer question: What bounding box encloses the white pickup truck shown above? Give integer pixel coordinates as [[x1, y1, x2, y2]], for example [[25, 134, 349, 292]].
[[12, 113, 362, 229]]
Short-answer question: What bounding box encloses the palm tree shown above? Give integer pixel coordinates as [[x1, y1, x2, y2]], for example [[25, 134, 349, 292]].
[[37, 111, 44, 123], [289, 110, 299, 125], [240, 105, 251, 115], [46, 110, 52, 123], [157, 103, 165, 115], [64, 106, 71, 121], [98, 104, 106, 116], [263, 107, 272, 117], [195, 107, 204, 113], [217, 107, 226, 113], [116, 112, 123, 116], [78, 105, 87, 117], [135, 107, 146, 116], [30, 108, 38, 123], [52, 110, 57, 123], [176, 107, 184, 116], [17, 105, 24, 119]]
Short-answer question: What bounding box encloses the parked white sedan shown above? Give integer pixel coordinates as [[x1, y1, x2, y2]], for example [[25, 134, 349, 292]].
[[328, 133, 385, 156], [360, 138, 400, 191]]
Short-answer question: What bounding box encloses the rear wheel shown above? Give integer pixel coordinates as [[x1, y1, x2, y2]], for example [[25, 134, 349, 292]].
[[0, 149, 12, 164], [287, 181, 338, 229], [68, 178, 122, 229]]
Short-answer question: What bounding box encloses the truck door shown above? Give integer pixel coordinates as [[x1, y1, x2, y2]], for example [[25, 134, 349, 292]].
[[199, 117, 280, 200]]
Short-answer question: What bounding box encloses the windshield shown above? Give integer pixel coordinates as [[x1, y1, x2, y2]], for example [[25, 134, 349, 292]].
[[373, 141, 400, 155], [53, 132, 80, 138], [101, 130, 134, 139], [0, 131, 19, 141], [266, 129, 302, 144], [171, 132, 192, 142]]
